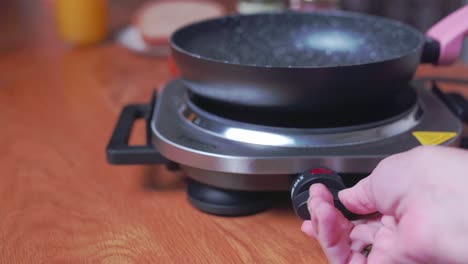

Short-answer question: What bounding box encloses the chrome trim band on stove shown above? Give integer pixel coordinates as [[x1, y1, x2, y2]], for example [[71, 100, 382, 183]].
[[179, 99, 422, 148]]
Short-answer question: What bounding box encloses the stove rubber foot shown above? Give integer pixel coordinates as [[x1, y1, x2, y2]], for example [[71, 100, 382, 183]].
[[186, 179, 271, 216]]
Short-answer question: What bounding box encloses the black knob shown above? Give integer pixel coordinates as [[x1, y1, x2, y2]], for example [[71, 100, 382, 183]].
[[291, 168, 355, 220]]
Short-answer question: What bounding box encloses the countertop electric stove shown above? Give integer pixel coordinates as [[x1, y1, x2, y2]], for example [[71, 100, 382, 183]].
[[106, 79, 468, 220]]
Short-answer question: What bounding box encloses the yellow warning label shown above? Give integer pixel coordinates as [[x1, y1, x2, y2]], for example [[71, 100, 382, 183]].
[[412, 131, 457, 146]]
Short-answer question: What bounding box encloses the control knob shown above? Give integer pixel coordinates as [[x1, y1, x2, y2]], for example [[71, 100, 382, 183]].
[[291, 168, 356, 220]]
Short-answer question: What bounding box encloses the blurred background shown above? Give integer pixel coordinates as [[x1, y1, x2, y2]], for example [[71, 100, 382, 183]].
[[0, 0, 467, 61], [339, 0, 468, 62], [340, 0, 465, 31]]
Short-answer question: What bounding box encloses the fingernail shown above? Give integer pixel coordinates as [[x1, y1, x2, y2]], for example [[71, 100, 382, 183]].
[[301, 221, 307, 233], [309, 183, 319, 196], [307, 195, 313, 207], [311, 214, 318, 234]]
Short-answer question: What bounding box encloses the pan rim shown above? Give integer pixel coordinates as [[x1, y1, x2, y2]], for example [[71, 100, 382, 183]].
[[169, 10, 426, 69]]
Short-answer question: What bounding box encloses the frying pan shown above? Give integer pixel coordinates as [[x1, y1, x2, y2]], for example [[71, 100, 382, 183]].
[[170, 6, 468, 113]]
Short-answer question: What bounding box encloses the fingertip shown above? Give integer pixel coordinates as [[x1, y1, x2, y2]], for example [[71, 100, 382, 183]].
[[337, 184, 356, 204], [337, 188, 354, 211], [309, 183, 326, 196], [309, 183, 333, 204], [301, 220, 316, 238], [307, 195, 324, 214], [308, 196, 323, 236], [338, 188, 359, 214], [315, 201, 342, 244], [338, 178, 377, 215], [349, 223, 380, 244], [314, 201, 355, 263], [337, 187, 350, 200]]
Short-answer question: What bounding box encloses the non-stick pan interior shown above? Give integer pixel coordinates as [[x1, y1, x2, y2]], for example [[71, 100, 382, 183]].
[[171, 12, 423, 68]]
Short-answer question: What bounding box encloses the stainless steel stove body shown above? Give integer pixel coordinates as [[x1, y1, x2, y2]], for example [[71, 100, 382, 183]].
[[150, 79, 463, 191]]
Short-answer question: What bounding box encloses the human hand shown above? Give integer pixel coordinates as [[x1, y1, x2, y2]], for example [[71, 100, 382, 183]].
[[301, 145, 468, 264]]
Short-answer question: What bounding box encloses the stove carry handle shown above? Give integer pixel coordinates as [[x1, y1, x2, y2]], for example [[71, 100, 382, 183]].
[[431, 81, 468, 149], [106, 92, 167, 165], [432, 81, 468, 124]]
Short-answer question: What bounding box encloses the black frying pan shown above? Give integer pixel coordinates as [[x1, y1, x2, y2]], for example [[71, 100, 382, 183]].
[[170, 7, 468, 112]]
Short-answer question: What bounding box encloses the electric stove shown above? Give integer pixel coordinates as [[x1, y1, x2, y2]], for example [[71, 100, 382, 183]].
[[106, 79, 467, 219]]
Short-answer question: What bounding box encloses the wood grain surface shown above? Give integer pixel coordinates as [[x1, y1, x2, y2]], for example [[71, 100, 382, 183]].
[[0, 1, 467, 263]]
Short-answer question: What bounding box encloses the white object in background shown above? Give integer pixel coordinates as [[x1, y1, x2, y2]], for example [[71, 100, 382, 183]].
[[116, 0, 225, 57], [289, 0, 338, 11], [137, 0, 225, 45], [237, 0, 285, 14], [116, 26, 170, 57]]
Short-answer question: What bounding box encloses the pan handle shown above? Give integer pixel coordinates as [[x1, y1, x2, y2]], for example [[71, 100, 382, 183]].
[[425, 5, 468, 65]]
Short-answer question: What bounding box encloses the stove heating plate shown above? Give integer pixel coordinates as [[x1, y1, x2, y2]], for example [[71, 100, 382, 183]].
[[151, 79, 462, 191]]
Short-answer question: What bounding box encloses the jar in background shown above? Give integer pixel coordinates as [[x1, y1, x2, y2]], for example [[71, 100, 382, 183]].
[[54, 0, 109, 46]]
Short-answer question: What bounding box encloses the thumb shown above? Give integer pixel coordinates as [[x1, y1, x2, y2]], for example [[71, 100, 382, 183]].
[[338, 177, 378, 215]]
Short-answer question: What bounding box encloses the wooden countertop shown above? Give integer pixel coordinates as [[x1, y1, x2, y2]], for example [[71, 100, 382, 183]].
[[1, 1, 467, 262]]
